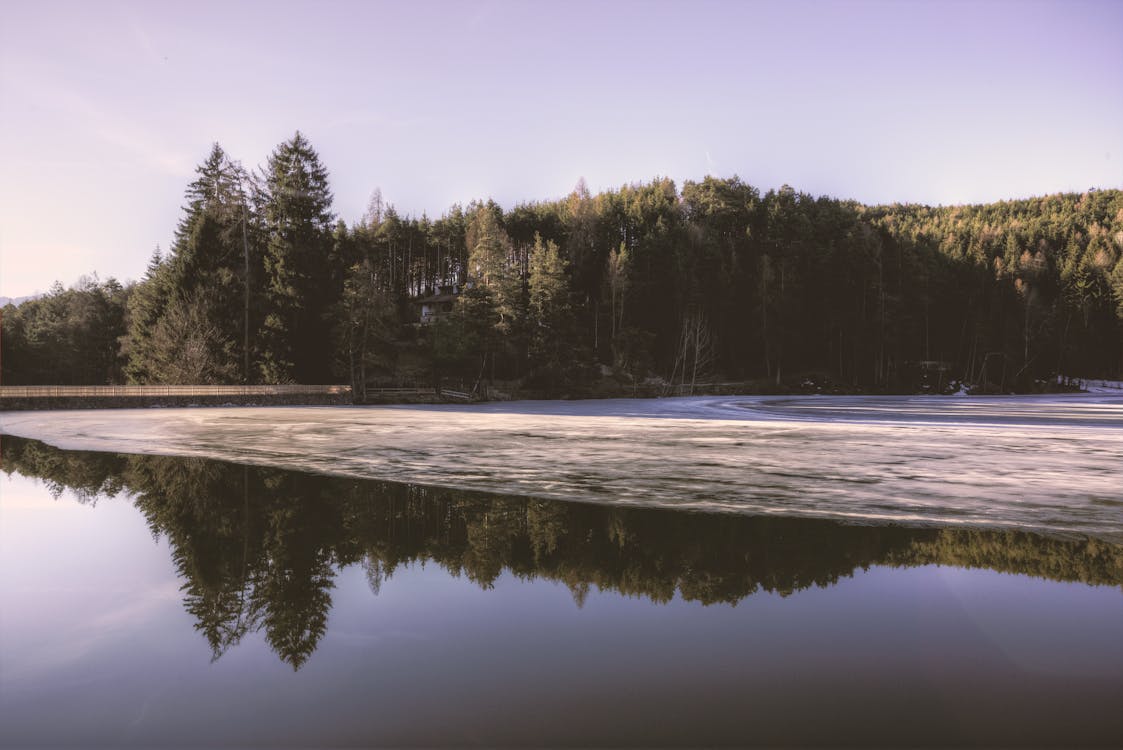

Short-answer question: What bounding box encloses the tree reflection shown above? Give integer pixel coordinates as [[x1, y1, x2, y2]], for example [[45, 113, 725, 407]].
[[4, 434, 1121, 669]]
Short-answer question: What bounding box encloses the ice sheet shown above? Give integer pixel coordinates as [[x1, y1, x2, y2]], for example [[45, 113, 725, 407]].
[[3, 395, 1122, 541]]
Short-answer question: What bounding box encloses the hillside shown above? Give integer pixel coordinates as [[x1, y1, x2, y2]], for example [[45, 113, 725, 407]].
[[2, 136, 1120, 392]]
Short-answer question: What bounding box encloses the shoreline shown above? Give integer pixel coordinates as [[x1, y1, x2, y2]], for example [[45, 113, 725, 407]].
[[2, 378, 1113, 411]]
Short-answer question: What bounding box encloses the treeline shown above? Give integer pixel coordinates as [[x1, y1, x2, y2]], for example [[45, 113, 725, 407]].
[[0, 277, 129, 385], [3, 131, 1122, 392], [4, 435, 1121, 669]]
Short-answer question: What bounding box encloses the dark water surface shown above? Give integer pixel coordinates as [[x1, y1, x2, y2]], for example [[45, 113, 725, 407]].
[[1, 436, 1121, 747]]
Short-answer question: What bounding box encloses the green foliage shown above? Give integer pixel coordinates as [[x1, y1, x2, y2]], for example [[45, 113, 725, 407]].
[[527, 234, 580, 388], [147, 293, 240, 384], [2, 276, 129, 384], [6, 130, 1122, 388], [331, 256, 398, 400], [466, 202, 523, 337], [121, 248, 172, 383], [449, 283, 501, 392], [120, 143, 257, 384], [258, 132, 335, 383]]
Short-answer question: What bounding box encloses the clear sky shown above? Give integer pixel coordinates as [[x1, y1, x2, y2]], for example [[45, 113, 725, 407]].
[[1, 0, 1121, 297]]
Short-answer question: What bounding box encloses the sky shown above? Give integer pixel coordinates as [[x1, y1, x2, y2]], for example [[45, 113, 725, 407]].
[[1, 0, 1121, 298]]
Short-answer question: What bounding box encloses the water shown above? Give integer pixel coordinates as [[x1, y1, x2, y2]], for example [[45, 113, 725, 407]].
[[2, 396, 1123, 746], [3, 394, 1122, 540]]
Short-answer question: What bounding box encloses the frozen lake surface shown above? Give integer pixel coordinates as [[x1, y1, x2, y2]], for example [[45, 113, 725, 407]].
[[3, 394, 1122, 541]]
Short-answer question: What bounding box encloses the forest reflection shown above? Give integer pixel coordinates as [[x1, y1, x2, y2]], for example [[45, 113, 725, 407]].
[[4, 434, 1121, 670]]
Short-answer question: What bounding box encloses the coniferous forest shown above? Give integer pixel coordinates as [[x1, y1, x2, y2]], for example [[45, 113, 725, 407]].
[[3, 132, 1122, 395]]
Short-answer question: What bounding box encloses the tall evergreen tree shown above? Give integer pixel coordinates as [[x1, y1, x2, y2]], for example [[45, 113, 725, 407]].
[[121, 144, 256, 384], [121, 248, 172, 383], [528, 234, 578, 388], [258, 132, 336, 383], [331, 252, 397, 400]]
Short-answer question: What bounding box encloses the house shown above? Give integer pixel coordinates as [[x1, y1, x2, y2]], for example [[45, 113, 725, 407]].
[[413, 284, 460, 325]]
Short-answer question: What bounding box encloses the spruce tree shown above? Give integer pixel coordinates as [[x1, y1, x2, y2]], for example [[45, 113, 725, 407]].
[[121, 248, 172, 383], [258, 132, 336, 383], [124, 144, 255, 383]]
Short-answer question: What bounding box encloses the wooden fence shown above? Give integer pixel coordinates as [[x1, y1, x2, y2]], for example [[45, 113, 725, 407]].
[[359, 387, 472, 400]]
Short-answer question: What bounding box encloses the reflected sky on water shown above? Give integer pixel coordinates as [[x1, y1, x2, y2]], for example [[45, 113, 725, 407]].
[[1, 438, 1121, 747]]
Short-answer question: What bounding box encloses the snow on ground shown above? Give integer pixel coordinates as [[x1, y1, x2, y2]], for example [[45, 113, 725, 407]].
[[1081, 379, 1123, 394], [2, 394, 1122, 541], [1057, 375, 1123, 394]]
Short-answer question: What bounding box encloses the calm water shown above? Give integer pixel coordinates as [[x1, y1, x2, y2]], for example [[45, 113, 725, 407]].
[[1, 434, 1121, 747]]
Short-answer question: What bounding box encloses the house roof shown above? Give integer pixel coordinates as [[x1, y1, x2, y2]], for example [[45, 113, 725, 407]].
[[412, 293, 458, 305]]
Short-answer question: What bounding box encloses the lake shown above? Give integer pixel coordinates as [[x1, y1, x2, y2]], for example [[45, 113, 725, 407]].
[[1, 395, 1122, 746]]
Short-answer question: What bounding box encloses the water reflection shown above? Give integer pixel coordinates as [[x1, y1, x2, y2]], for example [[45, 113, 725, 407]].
[[3, 434, 1121, 670]]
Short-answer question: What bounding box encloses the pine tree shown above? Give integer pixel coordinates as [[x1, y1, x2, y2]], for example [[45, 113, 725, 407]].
[[465, 202, 522, 336], [258, 132, 336, 383], [332, 255, 397, 401], [121, 248, 172, 383], [458, 203, 521, 384], [123, 144, 256, 383], [528, 234, 577, 387]]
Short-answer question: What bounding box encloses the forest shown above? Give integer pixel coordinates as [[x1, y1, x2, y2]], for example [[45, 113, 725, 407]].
[[3, 132, 1122, 395], [4, 435, 1121, 670]]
